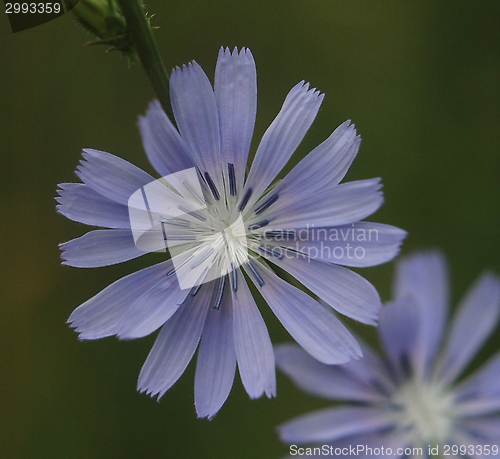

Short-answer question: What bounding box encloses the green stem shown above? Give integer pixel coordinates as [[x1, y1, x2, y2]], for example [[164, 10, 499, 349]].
[[117, 0, 172, 118]]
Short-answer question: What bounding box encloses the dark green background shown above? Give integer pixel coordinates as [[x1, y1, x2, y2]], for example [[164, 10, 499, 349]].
[[1, 1, 499, 458]]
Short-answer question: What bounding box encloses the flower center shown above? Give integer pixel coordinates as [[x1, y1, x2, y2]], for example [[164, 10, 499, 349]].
[[128, 165, 282, 298], [391, 377, 456, 444]]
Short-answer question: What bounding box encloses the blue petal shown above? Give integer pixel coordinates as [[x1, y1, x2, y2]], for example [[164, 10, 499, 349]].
[[248, 178, 383, 229], [378, 296, 420, 375], [278, 406, 394, 444], [215, 47, 256, 194], [68, 261, 170, 339], [60, 230, 143, 267], [170, 62, 223, 191], [263, 252, 381, 325], [194, 286, 236, 419], [438, 272, 500, 384], [454, 352, 500, 417], [245, 261, 361, 364], [275, 343, 387, 402], [244, 81, 324, 209], [459, 417, 500, 444], [232, 273, 275, 399], [138, 100, 195, 177], [343, 336, 396, 391], [75, 149, 154, 205], [56, 183, 130, 228], [115, 275, 191, 339], [137, 285, 212, 398], [393, 251, 449, 376], [270, 120, 359, 199]]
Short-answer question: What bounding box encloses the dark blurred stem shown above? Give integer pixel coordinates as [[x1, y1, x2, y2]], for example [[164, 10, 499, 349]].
[[117, 0, 172, 118]]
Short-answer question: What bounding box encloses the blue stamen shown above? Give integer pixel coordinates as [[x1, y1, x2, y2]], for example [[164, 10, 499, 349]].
[[213, 275, 226, 309], [161, 222, 168, 242], [248, 220, 269, 231], [165, 234, 197, 241], [161, 218, 190, 227], [258, 245, 283, 259], [247, 261, 265, 287], [140, 187, 155, 227], [238, 188, 253, 211], [191, 267, 209, 297], [191, 282, 202, 297], [228, 163, 237, 196], [204, 172, 220, 201], [166, 254, 194, 277], [178, 205, 206, 222], [265, 230, 296, 239], [231, 263, 238, 292], [183, 180, 206, 206], [191, 248, 214, 269], [255, 194, 278, 215]]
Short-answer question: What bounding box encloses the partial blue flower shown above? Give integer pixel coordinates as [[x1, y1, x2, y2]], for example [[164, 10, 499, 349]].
[[277, 251, 500, 455], [57, 47, 405, 419]]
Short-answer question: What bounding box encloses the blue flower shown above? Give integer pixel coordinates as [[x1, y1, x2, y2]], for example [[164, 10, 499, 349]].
[[276, 251, 500, 454], [57, 47, 405, 419]]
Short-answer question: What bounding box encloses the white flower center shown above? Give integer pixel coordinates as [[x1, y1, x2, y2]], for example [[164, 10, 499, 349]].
[[391, 377, 456, 444], [128, 166, 278, 296]]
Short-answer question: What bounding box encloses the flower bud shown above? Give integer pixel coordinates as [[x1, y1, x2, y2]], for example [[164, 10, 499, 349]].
[[68, 0, 135, 55]]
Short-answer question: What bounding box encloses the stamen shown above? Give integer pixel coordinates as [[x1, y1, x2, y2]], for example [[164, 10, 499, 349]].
[[190, 282, 203, 297], [191, 267, 209, 297], [264, 230, 296, 239], [191, 247, 214, 269], [165, 234, 198, 241], [247, 261, 265, 287], [248, 220, 269, 231], [238, 188, 253, 211], [166, 254, 194, 277], [230, 263, 238, 292], [161, 217, 190, 227], [213, 275, 226, 309], [399, 353, 412, 378], [161, 222, 168, 242], [183, 180, 206, 206], [178, 205, 206, 222], [370, 378, 391, 397], [258, 245, 283, 259], [204, 172, 220, 201], [228, 163, 237, 196], [255, 194, 279, 215], [140, 187, 155, 227]]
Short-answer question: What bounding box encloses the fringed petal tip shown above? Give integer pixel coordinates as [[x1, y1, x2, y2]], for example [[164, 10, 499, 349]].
[[137, 385, 164, 401], [171, 61, 202, 76], [55, 182, 76, 196], [67, 324, 109, 342], [218, 46, 253, 56], [297, 80, 325, 101], [66, 311, 111, 341], [138, 99, 161, 124]]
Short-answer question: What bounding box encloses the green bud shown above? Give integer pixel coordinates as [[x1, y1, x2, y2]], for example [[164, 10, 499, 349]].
[[68, 0, 141, 56]]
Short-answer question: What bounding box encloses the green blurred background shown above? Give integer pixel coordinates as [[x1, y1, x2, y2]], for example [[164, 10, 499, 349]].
[[1, 1, 499, 458]]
